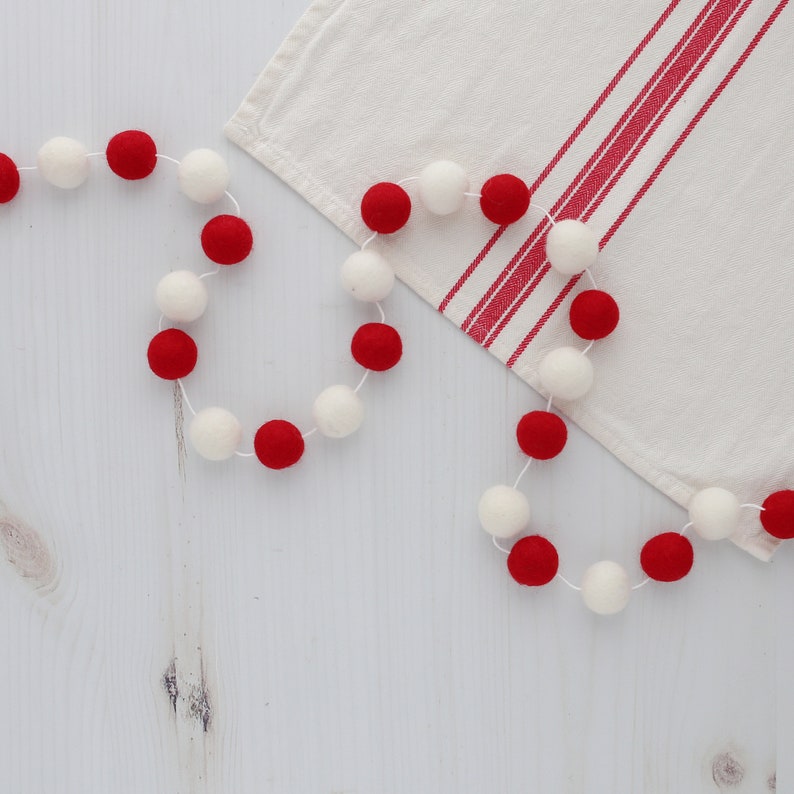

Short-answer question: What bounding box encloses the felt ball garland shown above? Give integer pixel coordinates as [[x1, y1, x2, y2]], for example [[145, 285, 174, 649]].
[[0, 130, 406, 471], [5, 141, 786, 607], [466, 168, 791, 615]]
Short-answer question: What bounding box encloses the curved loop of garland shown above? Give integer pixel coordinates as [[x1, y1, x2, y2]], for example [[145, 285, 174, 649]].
[[0, 130, 403, 470], [357, 162, 794, 616], [4, 140, 792, 613]]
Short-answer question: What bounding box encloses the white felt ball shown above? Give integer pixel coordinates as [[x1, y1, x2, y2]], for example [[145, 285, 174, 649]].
[[478, 485, 530, 539], [546, 219, 599, 275], [538, 346, 593, 400], [178, 149, 230, 203], [688, 487, 741, 540], [36, 137, 89, 189], [155, 270, 209, 322], [417, 160, 470, 215], [312, 385, 364, 438], [189, 407, 243, 461], [340, 250, 395, 302], [580, 560, 631, 615]]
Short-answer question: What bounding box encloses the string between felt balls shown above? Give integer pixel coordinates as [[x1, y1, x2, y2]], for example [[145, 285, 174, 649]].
[[353, 369, 370, 393], [556, 573, 581, 592], [513, 458, 532, 489], [156, 153, 180, 166], [198, 266, 221, 280]]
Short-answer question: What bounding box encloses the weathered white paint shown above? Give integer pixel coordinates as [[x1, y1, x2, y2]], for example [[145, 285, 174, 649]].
[[0, 1, 788, 792]]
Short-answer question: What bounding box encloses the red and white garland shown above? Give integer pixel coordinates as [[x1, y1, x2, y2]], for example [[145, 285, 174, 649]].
[[0, 130, 404, 470], [4, 139, 793, 613], [352, 161, 794, 616]]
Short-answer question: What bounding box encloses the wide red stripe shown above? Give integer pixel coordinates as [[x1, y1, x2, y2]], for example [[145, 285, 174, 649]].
[[462, 0, 724, 338], [437, 0, 683, 314], [506, 0, 787, 367], [526, 0, 684, 198], [488, 0, 749, 349], [473, 0, 742, 347]]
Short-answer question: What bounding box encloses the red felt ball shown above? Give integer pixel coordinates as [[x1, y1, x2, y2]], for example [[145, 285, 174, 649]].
[[351, 323, 402, 371], [507, 535, 559, 586], [516, 410, 567, 460], [254, 420, 305, 469], [360, 182, 411, 234], [201, 215, 254, 265], [0, 153, 20, 203], [480, 174, 531, 225], [147, 329, 198, 380], [760, 490, 794, 539], [640, 532, 694, 582], [106, 130, 157, 180], [569, 290, 620, 340]]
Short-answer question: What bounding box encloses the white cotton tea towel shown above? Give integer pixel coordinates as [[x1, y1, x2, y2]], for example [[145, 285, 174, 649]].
[[226, 0, 794, 559]]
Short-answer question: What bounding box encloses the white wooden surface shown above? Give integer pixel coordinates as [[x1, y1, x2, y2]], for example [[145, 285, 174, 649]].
[[0, 2, 789, 792]]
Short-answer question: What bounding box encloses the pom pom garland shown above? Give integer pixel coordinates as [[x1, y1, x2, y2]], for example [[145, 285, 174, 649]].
[[1, 132, 405, 474], [463, 164, 791, 615], [106, 130, 157, 180], [5, 144, 788, 608]]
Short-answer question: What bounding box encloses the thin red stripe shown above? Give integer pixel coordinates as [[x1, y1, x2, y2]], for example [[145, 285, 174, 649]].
[[437, 225, 506, 314], [462, 0, 723, 337], [506, 0, 787, 367], [487, 0, 749, 349], [526, 0, 684, 197], [437, 0, 683, 314], [473, 0, 742, 347]]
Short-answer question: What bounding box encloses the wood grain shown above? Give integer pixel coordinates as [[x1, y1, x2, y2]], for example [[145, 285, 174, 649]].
[[0, 1, 788, 792]]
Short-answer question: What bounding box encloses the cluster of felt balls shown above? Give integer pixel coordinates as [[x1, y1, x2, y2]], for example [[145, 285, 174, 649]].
[[0, 130, 405, 469], [482, 470, 794, 614], [450, 164, 794, 614]]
